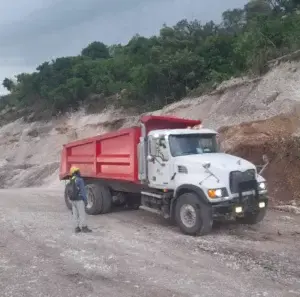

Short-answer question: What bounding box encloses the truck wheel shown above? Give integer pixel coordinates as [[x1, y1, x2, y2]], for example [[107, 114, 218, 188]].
[[175, 192, 213, 236], [64, 183, 72, 210], [237, 208, 267, 225], [85, 183, 112, 215]]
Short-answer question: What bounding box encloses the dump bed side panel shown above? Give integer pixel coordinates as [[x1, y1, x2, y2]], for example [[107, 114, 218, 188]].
[[59, 127, 141, 182]]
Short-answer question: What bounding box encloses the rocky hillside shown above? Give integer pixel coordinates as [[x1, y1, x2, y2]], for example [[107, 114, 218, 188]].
[[0, 60, 300, 206], [219, 113, 300, 207]]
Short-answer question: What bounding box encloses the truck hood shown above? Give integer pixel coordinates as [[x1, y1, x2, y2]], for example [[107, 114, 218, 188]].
[[175, 153, 256, 172]]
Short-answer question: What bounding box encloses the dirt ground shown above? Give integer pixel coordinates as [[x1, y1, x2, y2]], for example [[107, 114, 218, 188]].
[[0, 188, 299, 297], [219, 113, 300, 204]]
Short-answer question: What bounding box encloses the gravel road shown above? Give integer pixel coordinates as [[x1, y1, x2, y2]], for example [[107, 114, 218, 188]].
[[0, 188, 299, 297]]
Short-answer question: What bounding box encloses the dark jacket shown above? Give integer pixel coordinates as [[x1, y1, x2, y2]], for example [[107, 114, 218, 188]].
[[71, 174, 87, 202]]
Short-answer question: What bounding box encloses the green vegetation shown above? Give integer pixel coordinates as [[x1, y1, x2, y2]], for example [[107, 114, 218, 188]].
[[2, 0, 300, 114]]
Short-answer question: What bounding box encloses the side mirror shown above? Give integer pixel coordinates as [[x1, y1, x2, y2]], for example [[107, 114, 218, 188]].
[[202, 162, 211, 169], [147, 155, 154, 162], [158, 138, 166, 149], [258, 154, 269, 175], [262, 154, 269, 164]]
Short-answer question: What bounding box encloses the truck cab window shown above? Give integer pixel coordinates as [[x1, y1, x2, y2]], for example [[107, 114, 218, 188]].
[[149, 136, 169, 161], [169, 134, 218, 157]]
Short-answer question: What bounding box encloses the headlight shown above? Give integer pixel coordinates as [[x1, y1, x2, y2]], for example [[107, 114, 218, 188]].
[[258, 182, 266, 190], [235, 206, 243, 213], [207, 188, 228, 199]]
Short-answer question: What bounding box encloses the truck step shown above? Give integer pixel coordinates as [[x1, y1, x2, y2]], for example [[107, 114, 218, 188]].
[[140, 205, 170, 219], [141, 191, 163, 199]]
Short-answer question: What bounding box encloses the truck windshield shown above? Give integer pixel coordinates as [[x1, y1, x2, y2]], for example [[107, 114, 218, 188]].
[[169, 134, 218, 157]]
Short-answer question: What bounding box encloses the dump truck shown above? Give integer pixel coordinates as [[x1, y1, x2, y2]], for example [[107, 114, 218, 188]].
[[59, 115, 268, 235]]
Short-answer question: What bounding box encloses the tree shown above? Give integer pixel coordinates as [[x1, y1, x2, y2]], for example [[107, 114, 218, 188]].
[[222, 9, 245, 33], [2, 78, 14, 92], [268, 0, 300, 12], [81, 41, 110, 60], [2, 0, 300, 113], [244, 0, 272, 21]]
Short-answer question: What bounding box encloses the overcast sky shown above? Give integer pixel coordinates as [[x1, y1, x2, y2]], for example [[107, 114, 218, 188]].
[[0, 0, 247, 94]]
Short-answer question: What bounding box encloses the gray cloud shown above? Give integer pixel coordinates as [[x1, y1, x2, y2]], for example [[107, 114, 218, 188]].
[[1, 0, 161, 44], [0, 0, 247, 94]]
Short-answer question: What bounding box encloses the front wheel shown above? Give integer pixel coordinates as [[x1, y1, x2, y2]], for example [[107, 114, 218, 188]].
[[236, 208, 267, 225], [175, 192, 213, 236]]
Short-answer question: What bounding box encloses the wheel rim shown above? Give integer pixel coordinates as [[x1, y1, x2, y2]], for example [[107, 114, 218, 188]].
[[180, 204, 197, 228], [86, 187, 95, 209]]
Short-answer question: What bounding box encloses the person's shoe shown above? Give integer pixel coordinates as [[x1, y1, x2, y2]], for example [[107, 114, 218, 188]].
[[81, 226, 92, 233], [75, 227, 81, 233]]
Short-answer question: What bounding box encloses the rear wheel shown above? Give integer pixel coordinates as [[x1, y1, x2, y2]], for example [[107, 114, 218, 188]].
[[64, 183, 72, 210], [175, 192, 213, 236], [237, 208, 267, 225], [85, 183, 112, 215]]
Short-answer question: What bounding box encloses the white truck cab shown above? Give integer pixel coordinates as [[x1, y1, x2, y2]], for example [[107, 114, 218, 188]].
[[139, 126, 268, 235]]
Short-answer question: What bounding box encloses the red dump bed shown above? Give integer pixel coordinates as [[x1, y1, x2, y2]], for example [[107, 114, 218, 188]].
[[59, 115, 201, 183]]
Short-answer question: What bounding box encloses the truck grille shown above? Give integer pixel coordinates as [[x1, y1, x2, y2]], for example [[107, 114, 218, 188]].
[[229, 169, 256, 194]]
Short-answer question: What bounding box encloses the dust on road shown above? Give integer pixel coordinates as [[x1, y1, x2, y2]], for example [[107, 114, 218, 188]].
[[0, 188, 299, 297]]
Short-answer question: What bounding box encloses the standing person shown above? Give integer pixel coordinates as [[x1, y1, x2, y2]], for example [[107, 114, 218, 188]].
[[68, 166, 92, 233]]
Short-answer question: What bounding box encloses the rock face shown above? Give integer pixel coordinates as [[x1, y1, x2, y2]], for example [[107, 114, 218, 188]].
[[219, 114, 300, 204], [0, 60, 300, 204]]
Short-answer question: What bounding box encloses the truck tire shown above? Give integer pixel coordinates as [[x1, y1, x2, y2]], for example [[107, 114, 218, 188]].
[[64, 183, 72, 210], [175, 192, 213, 236], [237, 208, 267, 225], [85, 183, 112, 215]]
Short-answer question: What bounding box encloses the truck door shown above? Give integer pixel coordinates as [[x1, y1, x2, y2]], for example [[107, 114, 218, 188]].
[[147, 136, 171, 188]]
